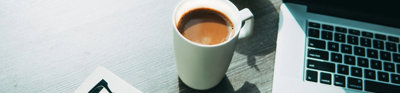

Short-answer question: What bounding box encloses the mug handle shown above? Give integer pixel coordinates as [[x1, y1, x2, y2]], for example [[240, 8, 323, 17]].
[[238, 8, 254, 40]]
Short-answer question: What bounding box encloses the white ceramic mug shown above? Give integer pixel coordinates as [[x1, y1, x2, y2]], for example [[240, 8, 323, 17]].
[[172, 0, 254, 90]]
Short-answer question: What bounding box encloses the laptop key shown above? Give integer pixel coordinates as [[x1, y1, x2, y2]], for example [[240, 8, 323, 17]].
[[373, 40, 384, 50], [321, 31, 333, 40], [392, 74, 400, 84], [335, 26, 346, 33], [365, 80, 400, 93], [308, 22, 321, 28], [380, 51, 391, 61], [394, 53, 400, 63], [320, 72, 332, 85], [357, 57, 369, 68], [322, 24, 334, 30], [397, 64, 400, 73], [344, 55, 356, 65], [306, 70, 318, 82], [347, 77, 362, 90], [375, 33, 387, 40], [362, 31, 374, 38], [334, 33, 346, 43], [334, 74, 346, 87], [353, 46, 365, 56], [360, 37, 372, 47], [328, 42, 339, 52], [349, 29, 360, 36], [347, 35, 358, 45], [370, 59, 382, 70], [308, 38, 325, 49], [307, 59, 335, 73], [308, 28, 320, 38], [308, 49, 329, 60], [331, 53, 342, 63], [364, 69, 376, 80], [386, 42, 397, 52], [351, 67, 362, 77], [377, 71, 389, 82], [341, 44, 352, 54], [384, 62, 395, 72], [388, 36, 400, 42], [367, 49, 378, 59], [337, 64, 349, 75]]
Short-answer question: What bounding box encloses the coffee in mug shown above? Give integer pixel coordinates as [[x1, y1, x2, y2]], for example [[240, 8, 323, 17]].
[[177, 8, 234, 45]]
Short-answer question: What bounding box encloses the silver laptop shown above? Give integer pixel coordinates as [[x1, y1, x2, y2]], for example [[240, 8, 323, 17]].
[[273, 0, 400, 92]]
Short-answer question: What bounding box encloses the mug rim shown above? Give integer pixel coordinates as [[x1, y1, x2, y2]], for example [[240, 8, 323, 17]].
[[172, 0, 241, 47]]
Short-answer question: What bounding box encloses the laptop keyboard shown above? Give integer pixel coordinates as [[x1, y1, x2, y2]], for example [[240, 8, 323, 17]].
[[304, 21, 400, 92]]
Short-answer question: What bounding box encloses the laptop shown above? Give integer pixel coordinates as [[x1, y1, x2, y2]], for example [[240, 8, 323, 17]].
[[273, 0, 400, 92]]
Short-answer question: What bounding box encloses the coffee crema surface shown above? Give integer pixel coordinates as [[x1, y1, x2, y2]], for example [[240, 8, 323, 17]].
[[177, 8, 234, 45]]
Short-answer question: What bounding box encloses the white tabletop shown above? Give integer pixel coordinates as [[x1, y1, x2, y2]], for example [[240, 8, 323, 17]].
[[0, 0, 282, 92]]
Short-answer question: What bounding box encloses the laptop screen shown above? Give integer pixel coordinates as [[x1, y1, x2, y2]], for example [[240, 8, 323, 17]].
[[284, 0, 400, 28]]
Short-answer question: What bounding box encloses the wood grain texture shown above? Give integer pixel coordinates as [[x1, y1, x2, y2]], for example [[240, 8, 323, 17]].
[[0, 0, 281, 92]]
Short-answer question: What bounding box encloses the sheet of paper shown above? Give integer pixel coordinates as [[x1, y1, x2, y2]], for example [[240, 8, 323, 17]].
[[74, 66, 142, 93]]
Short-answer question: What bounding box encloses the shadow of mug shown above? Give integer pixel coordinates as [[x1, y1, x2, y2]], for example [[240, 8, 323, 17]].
[[178, 76, 260, 93], [230, 0, 279, 71]]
